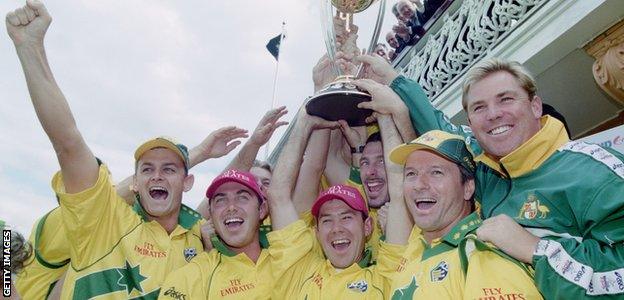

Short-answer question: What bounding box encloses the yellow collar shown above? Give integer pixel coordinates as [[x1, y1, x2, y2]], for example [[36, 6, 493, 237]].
[[474, 116, 569, 178]]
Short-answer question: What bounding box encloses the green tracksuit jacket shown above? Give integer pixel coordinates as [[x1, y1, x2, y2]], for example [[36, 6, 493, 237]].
[[390, 75, 624, 299]]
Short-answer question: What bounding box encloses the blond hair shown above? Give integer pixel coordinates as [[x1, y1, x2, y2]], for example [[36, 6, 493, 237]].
[[461, 58, 537, 110]]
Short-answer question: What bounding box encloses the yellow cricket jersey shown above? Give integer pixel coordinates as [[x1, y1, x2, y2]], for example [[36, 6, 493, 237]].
[[389, 212, 543, 300], [273, 225, 405, 299], [158, 220, 312, 299], [16, 207, 69, 299], [52, 164, 204, 299]]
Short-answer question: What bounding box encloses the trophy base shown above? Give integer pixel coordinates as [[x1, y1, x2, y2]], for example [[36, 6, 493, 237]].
[[306, 79, 373, 126]]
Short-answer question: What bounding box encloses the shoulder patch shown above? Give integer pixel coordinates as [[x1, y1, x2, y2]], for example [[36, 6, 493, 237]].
[[559, 141, 624, 179]]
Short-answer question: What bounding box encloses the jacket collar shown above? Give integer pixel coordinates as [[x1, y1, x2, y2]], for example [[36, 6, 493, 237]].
[[474, 116, 569, 178]]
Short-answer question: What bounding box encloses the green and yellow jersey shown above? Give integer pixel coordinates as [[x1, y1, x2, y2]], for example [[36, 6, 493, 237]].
[[389, 213, 542, 300], [53, 164, 204, 299], [273, 223, 404, 299], [159, 220, 311, 299], [16, 208, 69, 299], [393, 74, 624, 298]]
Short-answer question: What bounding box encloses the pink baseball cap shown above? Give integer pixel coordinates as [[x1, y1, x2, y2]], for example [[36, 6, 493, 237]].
[[205, 169, 265, 202], [311, 184, 369, 218]]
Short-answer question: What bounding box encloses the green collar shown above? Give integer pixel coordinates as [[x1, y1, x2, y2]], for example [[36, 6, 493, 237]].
[[210, 224, 272, 257], [420, 212, 482, 261], [357, 247, 374, 268], [442, 212, 482, 246], [474, 116, 569, 178], [132, 195, 201, 230]]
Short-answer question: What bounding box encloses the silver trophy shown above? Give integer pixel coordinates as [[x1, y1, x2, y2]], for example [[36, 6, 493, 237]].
[[306, 0, 386, 126]]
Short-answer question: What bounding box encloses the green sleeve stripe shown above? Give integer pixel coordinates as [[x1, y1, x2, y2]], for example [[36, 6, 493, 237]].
[[34, 209, 70, 269], [459, 236, 533, 278]]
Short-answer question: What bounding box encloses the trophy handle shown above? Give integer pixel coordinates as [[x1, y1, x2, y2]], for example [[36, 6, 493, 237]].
[[320, 0, 342, 77], [356, 0, 386, 78]]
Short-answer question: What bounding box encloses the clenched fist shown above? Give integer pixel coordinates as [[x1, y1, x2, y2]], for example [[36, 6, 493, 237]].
[[6, 0, 52, 47]]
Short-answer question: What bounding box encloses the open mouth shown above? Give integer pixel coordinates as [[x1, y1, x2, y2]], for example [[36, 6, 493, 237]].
[[331, 239, 351, 251], [365, 179, 385, 193], [488, 125, 513, 136], [224, 217, 244, 229], [149, 186, 169, 200], [415, 198, 437, 211]]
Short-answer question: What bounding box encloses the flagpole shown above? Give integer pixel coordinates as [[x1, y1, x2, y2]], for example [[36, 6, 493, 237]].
[[265, 21, 286, 160]]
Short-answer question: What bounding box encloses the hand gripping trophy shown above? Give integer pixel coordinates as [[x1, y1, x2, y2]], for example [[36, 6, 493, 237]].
[[306, 0, 387, 126]]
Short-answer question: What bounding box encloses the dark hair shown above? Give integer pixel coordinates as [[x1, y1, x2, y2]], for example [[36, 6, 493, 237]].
[[365, 132, 382, 145], [252, 160, 272, 174], [10, 231, 32, 275]]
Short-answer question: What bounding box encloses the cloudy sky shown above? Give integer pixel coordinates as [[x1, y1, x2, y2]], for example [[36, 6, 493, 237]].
[[0, 0, 395, 234]]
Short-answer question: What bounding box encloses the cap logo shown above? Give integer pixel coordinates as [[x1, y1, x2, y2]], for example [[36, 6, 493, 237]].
[[326, 185, 356, 198], [222, 169, 251, 183]]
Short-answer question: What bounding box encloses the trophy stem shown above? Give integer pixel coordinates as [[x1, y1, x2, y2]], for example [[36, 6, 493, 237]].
[[355, 0, 387, 78]]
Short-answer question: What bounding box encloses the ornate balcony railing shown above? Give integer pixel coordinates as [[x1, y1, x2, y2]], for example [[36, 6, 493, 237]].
[[269, 0, 552, 165], [394, 0, 548, 101]]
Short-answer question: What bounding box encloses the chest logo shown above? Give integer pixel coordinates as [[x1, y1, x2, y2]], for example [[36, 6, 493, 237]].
[[347, 280, 368, 293], [183, 247, 197, 262], [517, 193, 550, 220], [430, 261, 449, 282]]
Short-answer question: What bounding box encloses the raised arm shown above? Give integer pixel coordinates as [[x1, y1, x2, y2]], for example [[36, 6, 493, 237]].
[[268, 110, 339, 230], [355, 78, 413, 245], [8, 0, 98, 193], [292, 128, 331, 214], [225, 106, 288, 171], [355, 54, 417, 141], [378, 114, 412, 245]]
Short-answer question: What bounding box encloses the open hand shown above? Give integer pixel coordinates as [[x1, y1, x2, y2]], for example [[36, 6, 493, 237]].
[[249, 106, 289, 147]]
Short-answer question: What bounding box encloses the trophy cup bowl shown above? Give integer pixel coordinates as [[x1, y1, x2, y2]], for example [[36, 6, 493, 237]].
[[306, 0, 386, 126]]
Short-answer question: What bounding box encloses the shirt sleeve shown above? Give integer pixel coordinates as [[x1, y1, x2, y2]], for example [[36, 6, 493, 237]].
[[33, 208, 70, 267], [461, 237, 543, 300], [159, 253, 215, 299], [376, 241, 408, 279], [390, 75, 482, 155], [15, 209, 69, 300], [532, 176, 624, 298], [52, 164, 140, 269], [267, 220, 315, 279]]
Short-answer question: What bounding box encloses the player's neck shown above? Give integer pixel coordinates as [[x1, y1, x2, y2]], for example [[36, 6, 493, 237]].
[[151, 213, 179, 235], [229, 236, 262, 263]]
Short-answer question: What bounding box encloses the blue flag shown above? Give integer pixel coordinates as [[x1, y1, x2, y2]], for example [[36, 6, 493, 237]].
[[266, 33, 283, 61]]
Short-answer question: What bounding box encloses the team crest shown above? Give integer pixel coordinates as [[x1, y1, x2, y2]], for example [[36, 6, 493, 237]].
[[183, 247, 197, 262], [430, 261, 449, 282], [516, 193, 550, 220], [347, 280, 368, 293]]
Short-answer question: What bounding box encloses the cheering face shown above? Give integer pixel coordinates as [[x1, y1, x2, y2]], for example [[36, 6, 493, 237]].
[[134, 148, 193, 221], [466, 71, 542, 159], [210, 182, 267, 249], [403, 150, 474, 239], [360, 141, 389, 208], [250, 166, 271, 194], [316, 200, 372, 269]]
